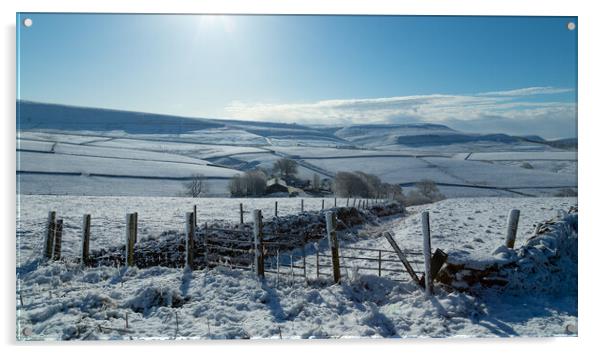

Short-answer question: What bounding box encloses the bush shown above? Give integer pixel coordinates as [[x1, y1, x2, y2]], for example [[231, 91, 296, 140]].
[[405, 179, 445, 206], [520, 162, 534, 169]]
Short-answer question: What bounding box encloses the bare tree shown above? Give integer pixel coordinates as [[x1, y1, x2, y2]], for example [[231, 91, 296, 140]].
[[184, 173, 206, 197], [273, 158, 298, 178]]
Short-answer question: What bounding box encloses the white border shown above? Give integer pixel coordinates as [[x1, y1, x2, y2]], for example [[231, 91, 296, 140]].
[[3, 1, 601, 353]]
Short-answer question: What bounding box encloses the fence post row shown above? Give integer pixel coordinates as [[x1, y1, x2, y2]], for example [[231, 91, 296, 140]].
[[325, 211, 341, 284], [52, 219, 63, 261], [44, 211, 56, 259], [505, 209, 520, 249], [422, 211, 433, 296], [185, 212, 195, 269], [125, 213, 136, 267], [253, 209, 265, 278], [81, 214, 91, 265]]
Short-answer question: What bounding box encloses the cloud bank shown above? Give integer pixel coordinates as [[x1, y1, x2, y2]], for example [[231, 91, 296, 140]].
[[224, 87, 576, 139]]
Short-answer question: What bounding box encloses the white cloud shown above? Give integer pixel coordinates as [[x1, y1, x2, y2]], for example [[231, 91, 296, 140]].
[[223, 87, 576, 136]]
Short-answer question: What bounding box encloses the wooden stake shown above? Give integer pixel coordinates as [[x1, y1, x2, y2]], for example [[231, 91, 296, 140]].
[[203, 222, 209, 266], [185, 212, 195, 269], [275, 201, 278, 217], [301, 199, 304, 212], [193, 205, 197, 231], [239, 203, 244, 225], [276, 249, 280, 286], [334, 197, 337, 207], [125, 213, 136, 267], [133, 212, 138, 244], [325, 211, 341, 284], [422, 212, 433, 296], [346, 198, 349, 207], [316, 251, 320, 279], [505, 209, 521, 249], [81, 214, 91, 266], [52, 219, 63, 261], [321, 199, 324, 210], [253, 210, 264, 278], [44, 211, 56, 259]]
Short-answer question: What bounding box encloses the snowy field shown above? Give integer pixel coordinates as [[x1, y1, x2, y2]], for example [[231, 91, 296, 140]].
[[17, 116, 577, 198], [16, 196, 577, 340]]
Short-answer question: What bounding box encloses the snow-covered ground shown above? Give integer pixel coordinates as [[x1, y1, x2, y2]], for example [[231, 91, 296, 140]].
[[16, 196, 577, 340]]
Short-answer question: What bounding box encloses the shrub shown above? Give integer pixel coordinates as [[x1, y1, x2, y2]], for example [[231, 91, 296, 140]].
[[228, 170, 267, 197], [183, 173, 206, 197], [405, 179, 445, 206]]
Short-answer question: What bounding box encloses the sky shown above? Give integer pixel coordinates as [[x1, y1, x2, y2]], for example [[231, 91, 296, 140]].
[[17, 14, 577, 138]]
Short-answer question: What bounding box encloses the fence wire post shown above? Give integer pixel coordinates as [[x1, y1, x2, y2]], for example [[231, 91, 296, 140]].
[[44, 211, 56, 260], [239, 203, 244, 225], [334, 197, 337, 207], [378, 250, 382, 277], [422, 211, 433, 296], [275, 201, 278, 217], [52, 219, 63, 261], [125, 213, 136, 267], [185, 212, 195, 270], [325, 211, 341, 284], [253, 209, 265, 278], [203, 222, 209, 267], [81, 214, 91, 266]]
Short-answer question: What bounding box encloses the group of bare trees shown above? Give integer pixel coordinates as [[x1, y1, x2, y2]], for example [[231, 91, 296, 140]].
[[333, 171, 444, 206], [228, 170, 268, 197]]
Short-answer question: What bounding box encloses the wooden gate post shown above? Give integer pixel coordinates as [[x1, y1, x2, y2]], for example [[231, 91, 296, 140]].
[[422, 211, 433, 296], [185, 212, 195, 269], [125, 213, 136, 267], [239, 203, 244, 225], [505, 209, 521, 249], [44, 211, 56, 259], [253, 210, 265, 278], [81, 214, 91, 265], [325, 211, 341, 284], [52, 219, 63, 261]]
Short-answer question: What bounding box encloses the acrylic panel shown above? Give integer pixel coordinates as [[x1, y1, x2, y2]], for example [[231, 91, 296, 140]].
[[16, 14, 578, 340]]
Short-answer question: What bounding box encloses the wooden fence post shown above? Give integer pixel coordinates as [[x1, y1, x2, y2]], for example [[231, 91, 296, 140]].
[[52, 219, 63, 261], [353, 198, 357, 208], [193, 205, 197, 231], [422, 212, 433, 296], [185, 212, 195, 269], [275, 201, 278, 217], [334, 197, 337, 207], [239, 203, 244, 225], [44, 211, 56, 259], [81, 214, 91, 265], [133, 212, 138, 243], [301, 199, 304, 212], [253, 210, 265, 278], [325, 211, 341, 284], [321, 199, 324, 210], [203, 222, 209, 266], [346, 198, 349, 207], [505, 209, 521, 249], [125, 213, 136, 267]]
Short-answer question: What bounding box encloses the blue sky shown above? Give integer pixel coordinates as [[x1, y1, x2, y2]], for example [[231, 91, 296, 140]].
[[17, 14, 577, 138]]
